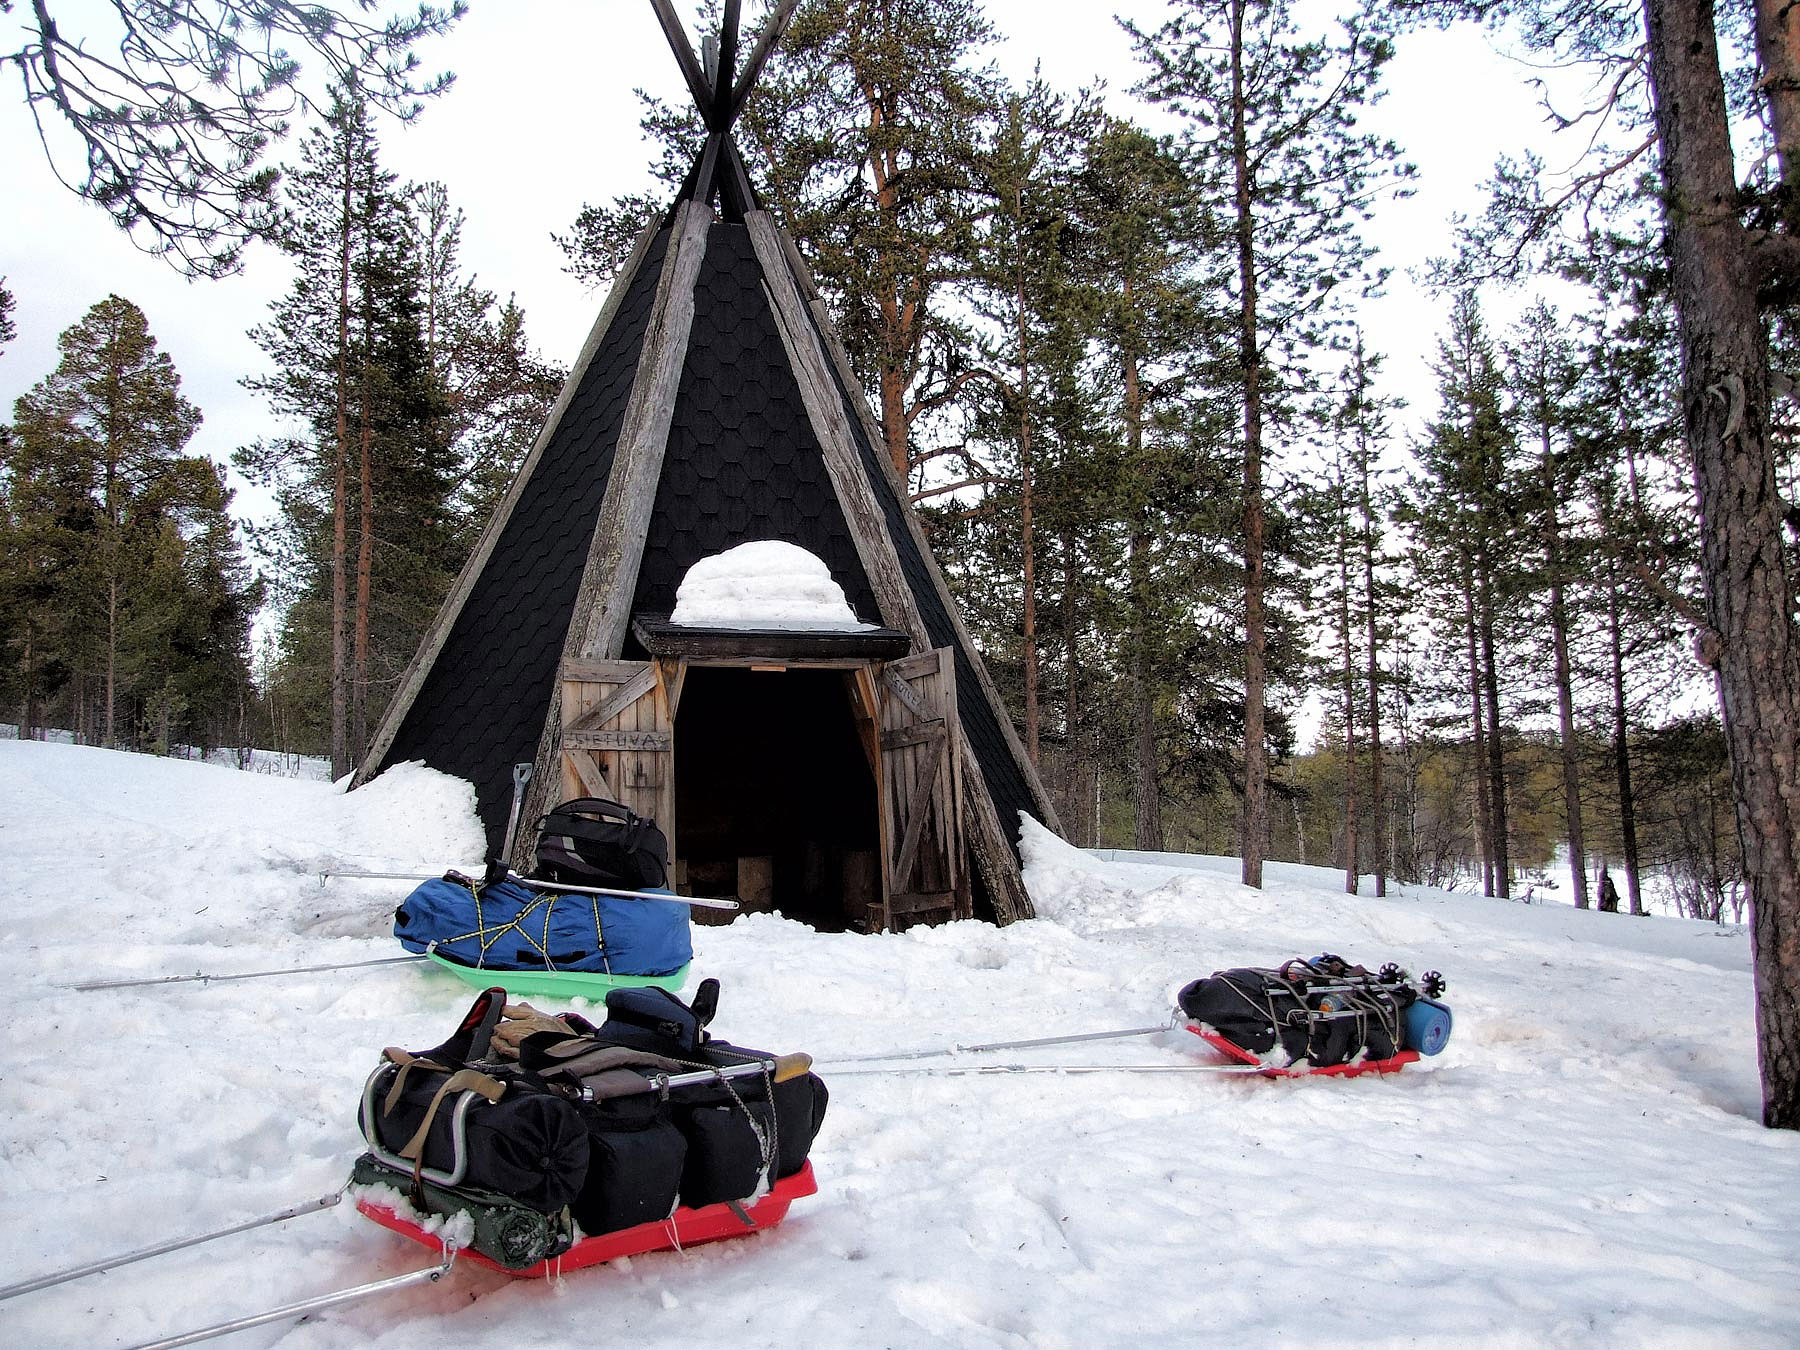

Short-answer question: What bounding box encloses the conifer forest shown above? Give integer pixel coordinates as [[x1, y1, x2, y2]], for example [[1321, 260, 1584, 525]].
[[3, 1, 1799, 1124]]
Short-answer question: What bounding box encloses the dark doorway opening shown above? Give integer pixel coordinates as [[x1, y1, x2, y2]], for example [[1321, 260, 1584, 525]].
[[674, 666, 879, 931]]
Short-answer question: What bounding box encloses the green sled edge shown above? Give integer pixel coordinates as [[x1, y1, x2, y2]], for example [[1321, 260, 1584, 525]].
[[424, 951, 691, 1000]]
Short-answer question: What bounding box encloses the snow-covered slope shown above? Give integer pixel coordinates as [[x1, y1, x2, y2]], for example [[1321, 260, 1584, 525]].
[[1, 739, 1794, 1348]]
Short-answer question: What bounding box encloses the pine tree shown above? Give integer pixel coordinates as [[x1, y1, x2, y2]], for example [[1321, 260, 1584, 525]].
[[412, 183, 564, 539], [1061, 119, 1226, 851], [1407, 292, 1522, 896], [1128, 0, 1413, 886], [959, 78, 1102, 766], [3, 296, 255, 748], [8, 3, 462, 276], [240, 91, 454, 774], [10, 296, 201, 745], [1506, 301, 1594, 907]]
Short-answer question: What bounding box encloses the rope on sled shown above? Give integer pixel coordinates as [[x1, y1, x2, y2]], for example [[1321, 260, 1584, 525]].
[[430, 875, 611, 975]]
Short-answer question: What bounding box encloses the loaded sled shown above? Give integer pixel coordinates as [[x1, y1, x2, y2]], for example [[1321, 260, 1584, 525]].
[[0, 981, 826, 1347], [1179, 955, 1452, 1076], [351, 978, 828, 1275], [394, 797, 705, 997]]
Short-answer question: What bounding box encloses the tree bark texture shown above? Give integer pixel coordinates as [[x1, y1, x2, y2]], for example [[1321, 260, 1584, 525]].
[[1645, 0, 1800, 1128]]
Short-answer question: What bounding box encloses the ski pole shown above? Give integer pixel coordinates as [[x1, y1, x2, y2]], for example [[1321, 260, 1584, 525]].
[[122, 1244, 457, 1350], [0, 1192, 344, 1302], [323, 868, 742, 912], [69, 954, 427, 993], [817, 1017, 1177, 1066]]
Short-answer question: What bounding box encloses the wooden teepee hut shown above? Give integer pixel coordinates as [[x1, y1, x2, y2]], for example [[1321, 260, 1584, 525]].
[[354, 0, 1061, 931]]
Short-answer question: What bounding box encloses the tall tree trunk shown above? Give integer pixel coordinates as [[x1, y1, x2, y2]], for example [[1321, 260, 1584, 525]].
[[1123, 336, 1163, 853], [1359, 441, 1386, 896], [1462, 547, 1495, 895], [1130, 526, 1164, 852], [354, 389, 374, 764], [1542, 439, 1589, 909], [1605, 551, 1645, 916], [1477, 544, 1510, 898], [1337, 467, 1359, 894], [1015, 236, 1039, 766], [1645, 0, 1800, 1128], [1062, 530, 1085, 845], [1230, 0, 1269, 887], [330, 129, 353, 780]]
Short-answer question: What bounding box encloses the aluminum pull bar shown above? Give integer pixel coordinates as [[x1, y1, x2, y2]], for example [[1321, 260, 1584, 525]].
[[122, 1245, 457, 1350], [0, 1192, 343, 1302]]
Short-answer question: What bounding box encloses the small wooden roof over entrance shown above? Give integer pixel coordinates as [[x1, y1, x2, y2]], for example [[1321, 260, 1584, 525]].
[[631, 615, 912, 663]]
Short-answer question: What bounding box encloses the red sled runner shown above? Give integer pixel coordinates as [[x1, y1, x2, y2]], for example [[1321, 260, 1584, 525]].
[[356, 1161, 818, 1278], [1185, 1023, 1420, 1077]]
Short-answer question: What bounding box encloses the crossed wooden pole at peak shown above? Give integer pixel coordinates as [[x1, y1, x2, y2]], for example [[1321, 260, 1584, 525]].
[[649, 0, 801, 220]]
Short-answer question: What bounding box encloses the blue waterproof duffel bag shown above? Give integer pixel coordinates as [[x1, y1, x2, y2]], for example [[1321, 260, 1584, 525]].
[[393, 876, 691, 976]]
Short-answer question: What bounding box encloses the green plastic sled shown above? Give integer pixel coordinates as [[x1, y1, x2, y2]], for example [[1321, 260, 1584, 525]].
[[424, 951, 691, 1000]]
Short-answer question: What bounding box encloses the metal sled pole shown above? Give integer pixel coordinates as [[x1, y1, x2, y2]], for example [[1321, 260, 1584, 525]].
[[0, 1192, 344, 1302], [322, 868, 741, 912], [820, 1018, 1176, 1066], [503, 871, 741, 911], [829, 1061, 1268, 1078], [70, 954, 427, 993], [122, 1244, 457, 1350]]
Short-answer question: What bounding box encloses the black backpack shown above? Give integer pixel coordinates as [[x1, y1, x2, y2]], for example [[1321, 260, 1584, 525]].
[[533, 798, 668, 890]]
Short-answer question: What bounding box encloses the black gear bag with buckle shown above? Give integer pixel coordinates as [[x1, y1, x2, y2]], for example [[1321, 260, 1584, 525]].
[[533, 797, 669, 890]]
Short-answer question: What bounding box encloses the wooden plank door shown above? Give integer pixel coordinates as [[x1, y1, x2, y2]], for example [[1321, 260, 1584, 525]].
[[879, 647, 967, 929], [558, 658, 675, 838]]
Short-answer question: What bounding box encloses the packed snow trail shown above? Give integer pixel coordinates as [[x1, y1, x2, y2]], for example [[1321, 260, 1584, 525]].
[[1, 739, 1795, 1348]]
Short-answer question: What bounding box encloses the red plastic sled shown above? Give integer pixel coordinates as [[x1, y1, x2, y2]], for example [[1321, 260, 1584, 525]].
[[357, 1161, 818, 1279], [1185, 1023, 1419, 1078]]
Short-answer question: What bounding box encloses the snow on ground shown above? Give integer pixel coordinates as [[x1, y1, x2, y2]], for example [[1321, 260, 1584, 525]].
[[1, 738, 1796, 1349]]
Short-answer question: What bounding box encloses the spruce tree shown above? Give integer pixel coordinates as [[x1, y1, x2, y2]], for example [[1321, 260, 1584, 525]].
[[1128, 0, 1413, 886]]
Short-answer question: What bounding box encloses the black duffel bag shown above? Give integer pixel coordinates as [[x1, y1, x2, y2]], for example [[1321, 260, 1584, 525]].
[[358, 1058, 591, 1215], [1178, 964, 1403, 1068], [665, 1042, 829, 1209], [534, 798, 668, 890], [591, 982, 830, 1210]]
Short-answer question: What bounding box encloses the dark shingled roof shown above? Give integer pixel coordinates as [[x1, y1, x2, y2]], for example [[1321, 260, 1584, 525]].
[[382, 228, 673, 853], [369, 217, 1046, 900], [630, 224, 878, 633]]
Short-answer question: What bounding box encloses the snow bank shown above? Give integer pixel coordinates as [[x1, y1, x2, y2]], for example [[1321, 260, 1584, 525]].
[[670, 539, 863, 627], [2, 740, 1796, 1349]]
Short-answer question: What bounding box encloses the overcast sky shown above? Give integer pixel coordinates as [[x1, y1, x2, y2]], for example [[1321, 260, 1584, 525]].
[[0, 2, 1559, 509]]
